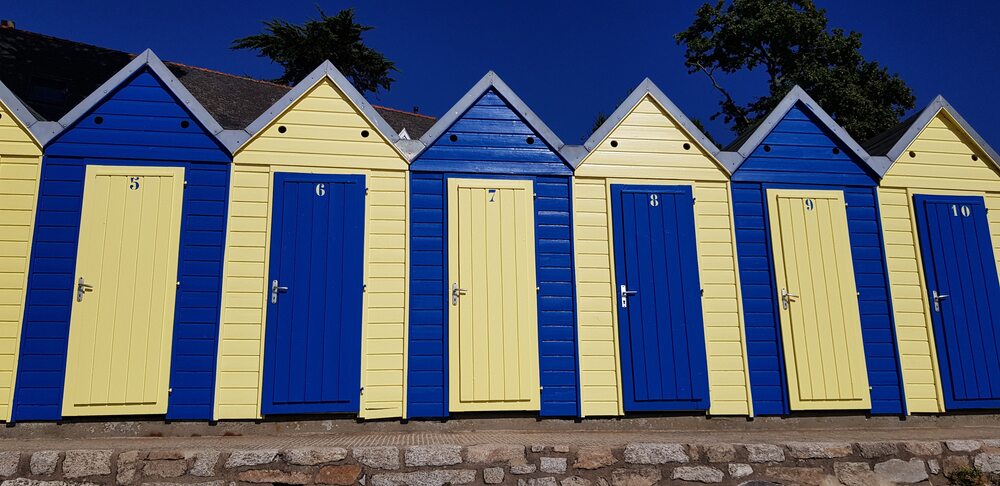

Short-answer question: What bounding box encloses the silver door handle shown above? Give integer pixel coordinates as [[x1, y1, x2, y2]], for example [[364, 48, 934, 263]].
[[932, 290, 950, 312], [76, 277, 94, 302], [451, 283, 467, 306], [620, 285, 638, 308], [781, 288, 799, 310], [271, 279, 288, 304]]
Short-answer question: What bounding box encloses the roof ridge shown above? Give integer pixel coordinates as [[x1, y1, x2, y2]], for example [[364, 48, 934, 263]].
[[372, 104, 435, 120], [165, 61, 292, 90], [10, 28, 138, 58]]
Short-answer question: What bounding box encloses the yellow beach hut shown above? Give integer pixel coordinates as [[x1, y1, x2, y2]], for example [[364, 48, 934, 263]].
[[0, 80, 58, 421], [867, 96, 1000, 413], [571, 79, 752, 417], [213, 61, 415, 420]]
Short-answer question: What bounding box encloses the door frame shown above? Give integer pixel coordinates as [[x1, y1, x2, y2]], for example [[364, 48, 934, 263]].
[[62, 164, 185, 416], [913, 193, 1000, 410], [260, 171, 366, 415], [609, 183, 710, 412], [446, 177, 541, 412]]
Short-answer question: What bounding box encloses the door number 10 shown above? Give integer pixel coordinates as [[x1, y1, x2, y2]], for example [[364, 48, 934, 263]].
[[952, 204, 971, 217]]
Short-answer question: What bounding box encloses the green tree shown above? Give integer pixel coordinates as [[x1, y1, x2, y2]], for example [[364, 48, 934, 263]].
[[675, 0, 914, 141], [233, 8, 396, 94]]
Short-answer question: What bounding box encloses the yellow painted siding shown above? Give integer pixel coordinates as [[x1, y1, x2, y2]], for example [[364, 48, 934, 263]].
[[879, 111, 1000, 413], [0, 101, 42, 421], [214, 79, 409, 420], [574, 95, 752, 416]]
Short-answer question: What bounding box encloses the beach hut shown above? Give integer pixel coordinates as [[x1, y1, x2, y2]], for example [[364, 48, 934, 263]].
[[729, 86, 905, 415], [572, 79, 752, 417], [212, 61, 414, 420], [406, 72, 579, 418], [0, 81, 58, 421], [12, 50, 236, 420], [866, 97, 1000, 413]]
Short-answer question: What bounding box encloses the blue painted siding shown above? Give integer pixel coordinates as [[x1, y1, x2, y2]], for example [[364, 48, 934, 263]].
[[407, 89, 579, 418], [12, 68, 229, 421], [731, 103, 905, 415]]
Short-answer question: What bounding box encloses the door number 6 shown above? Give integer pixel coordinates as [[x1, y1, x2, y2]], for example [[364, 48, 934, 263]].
[[315, 183, 326, 197], [649, 194, 659, 207]]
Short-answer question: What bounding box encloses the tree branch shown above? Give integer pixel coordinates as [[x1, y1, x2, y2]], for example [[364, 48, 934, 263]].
[[691, 61, 752, 127]]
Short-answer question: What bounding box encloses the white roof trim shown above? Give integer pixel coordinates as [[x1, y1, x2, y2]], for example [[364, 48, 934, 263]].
[[724, 85, 884, 175], [0, 78, 59, 146], [576, 78, 731, 173], [879, 95, 1000, 176], [237, 60, 407, 159], [412, 71, 571, 167], [54, 49, 234, 152]]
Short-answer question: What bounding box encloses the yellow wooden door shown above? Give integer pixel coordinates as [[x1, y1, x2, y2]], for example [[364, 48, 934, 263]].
[[766, 189, 871, 410], [448, 178, 540, 412], [63, 166, 184, 416]]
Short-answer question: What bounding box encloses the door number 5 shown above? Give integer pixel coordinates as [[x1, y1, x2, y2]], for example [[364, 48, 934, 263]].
[[128, 177, 140, 191]]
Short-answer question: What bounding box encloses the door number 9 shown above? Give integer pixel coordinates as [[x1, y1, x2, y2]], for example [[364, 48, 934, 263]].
[[315, 183, 326, 197], [804, 198, 815, 211], [649, 194, 659, 207], [128, 177, 140, 191], [952, 204, 971, 217]]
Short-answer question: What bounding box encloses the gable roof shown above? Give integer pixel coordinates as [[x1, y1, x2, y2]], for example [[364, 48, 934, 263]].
[[0, 26, 434, 141], [578, 78, 738, 173], [862, 95, 1000, 175], [723, 85, 888, 176], [238, 60, 414, 157], [410, 71, 572, 165]]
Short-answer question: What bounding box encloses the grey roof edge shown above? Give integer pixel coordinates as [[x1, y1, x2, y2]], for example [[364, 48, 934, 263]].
[[238, 60, 408, 159], [54, 49, 233, 152], [413, 71, 570, 164], [577, 78, 729, 172], [728, 85, 879, 175], [0, 77, 48, 146], [882, 95, 1000, 174]]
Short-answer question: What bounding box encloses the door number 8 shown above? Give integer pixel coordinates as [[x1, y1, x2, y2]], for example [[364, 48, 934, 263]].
[[649, 194, 659, 207], [952, 204, 971, 217]]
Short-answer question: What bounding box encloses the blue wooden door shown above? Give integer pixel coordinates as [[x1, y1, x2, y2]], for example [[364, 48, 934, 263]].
[[262, 173, 365, 415], [914, 194, 1000, 409], [611, 184, 710, 411]]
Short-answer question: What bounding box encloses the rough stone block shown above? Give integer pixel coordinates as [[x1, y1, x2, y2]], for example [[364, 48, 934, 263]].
[[224, 449, 278, 468], [29, 452, 58, 476], [744, 444, 784, 463], [518, 479, 557, 486], [404, 445, 462, 467], [785, 441, 853, 459], [353, 446, 400, 470], [623, 443, 688, 464], [902, 441, 942, 456], [510, 463, 536, 475], [145, 451, 183, 461], [763, 466, 831, 485], [975, 452, 1000, 473], [857, 441, 897, 459], [63, 450, 112, 478], [237, 469, 312, 484], [0, 452, 18, 478], [560, 476, 590, 486], [834, 462, 876, 486], [370, 469, 476, 486], [611, 467, 661, 486], [483, 467, 504, 484], [946, 440, 982, 452], [316, 464, 362, 485], [942, 455, 970, 476], [282, 447, 348, 466], [531, 445, 545, 453], [184, 450, 220, 477], [116, 451, 143, 485], [553, 445, 570, 453], [466, 444, 527, 465], [704, 444, 735, 463], [928, 459, 941, 475], [729, 463, 753, 479], [142, 460, 187, 478], [671, 466, 724, 483], [540, 457, 567, 474], [573, 447, 616, 470], [873, 458, 928, 484]]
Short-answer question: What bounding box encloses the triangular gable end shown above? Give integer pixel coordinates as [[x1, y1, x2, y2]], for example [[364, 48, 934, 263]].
[[52, 49, 237, 152], [412, 71, 573, 170], [878, 96, 1000, 177], [726, 86, 884, 176], [236, 60, 410, 161], [0, 78, 60, 148], [577, 78, 733, 173]]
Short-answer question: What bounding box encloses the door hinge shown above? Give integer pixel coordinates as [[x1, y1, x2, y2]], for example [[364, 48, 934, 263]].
[[533, 193, 537, 199], [183, 180, 188, 187], [363, 284, 367, 293], [365, 187, 369, 196], [176, 281, 180, 288]]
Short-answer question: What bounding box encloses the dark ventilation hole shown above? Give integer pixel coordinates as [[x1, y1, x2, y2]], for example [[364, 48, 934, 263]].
[[973, 154, 980, 161], [449, 134, 458, 142], [909, 150, 916, 158], [94, 116, 104, 125], [832, 147, 840, 155], [180, 120, 190, 129], [526, 137, 535, 145], [361, 130, 370, 138], [278, 126, 287, 134], [610, 140, 619, 148], [0, 113, 3, 120], [763, 144, 772, 152], [683, 143, 691, 151]]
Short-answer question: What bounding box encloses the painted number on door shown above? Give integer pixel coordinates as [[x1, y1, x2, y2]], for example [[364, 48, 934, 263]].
[[315, 183, 326, 197], [128, 177, 140, 191], [952, 204, 971, 217], [488, 189, 497, 202], [649, 194, 659, 207], [804, 198, 815, 211]]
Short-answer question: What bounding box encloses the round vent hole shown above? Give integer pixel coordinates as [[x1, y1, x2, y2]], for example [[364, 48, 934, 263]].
[[610, 140, 619, 148], [763, 144, 772, 152], [449, 134, 458, 142], [973, 154, 980, 161], [909, 151, 916, 158], [683, 143, 691, 151], [94, 116, 104, 125], [278, 126, 287, 134], [180, 120, 190, 129], [526, 137, 535, 145], [361, 130, 370, 138], [832, 147, 840, 155]]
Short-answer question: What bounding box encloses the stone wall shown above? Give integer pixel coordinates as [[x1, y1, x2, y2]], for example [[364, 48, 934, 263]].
[[1, 439, 999, 485]]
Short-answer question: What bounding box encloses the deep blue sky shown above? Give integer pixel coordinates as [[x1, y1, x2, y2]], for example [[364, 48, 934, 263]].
[[8, 1, 1000, 147]]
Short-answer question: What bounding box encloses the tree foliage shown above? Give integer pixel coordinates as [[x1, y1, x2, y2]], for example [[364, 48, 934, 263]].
[[675, 0, 914, 141], [233, 8, 396, 94]]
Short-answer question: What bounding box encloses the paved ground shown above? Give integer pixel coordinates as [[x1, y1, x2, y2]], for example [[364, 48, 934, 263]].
[[1, 415, 999, 450]]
